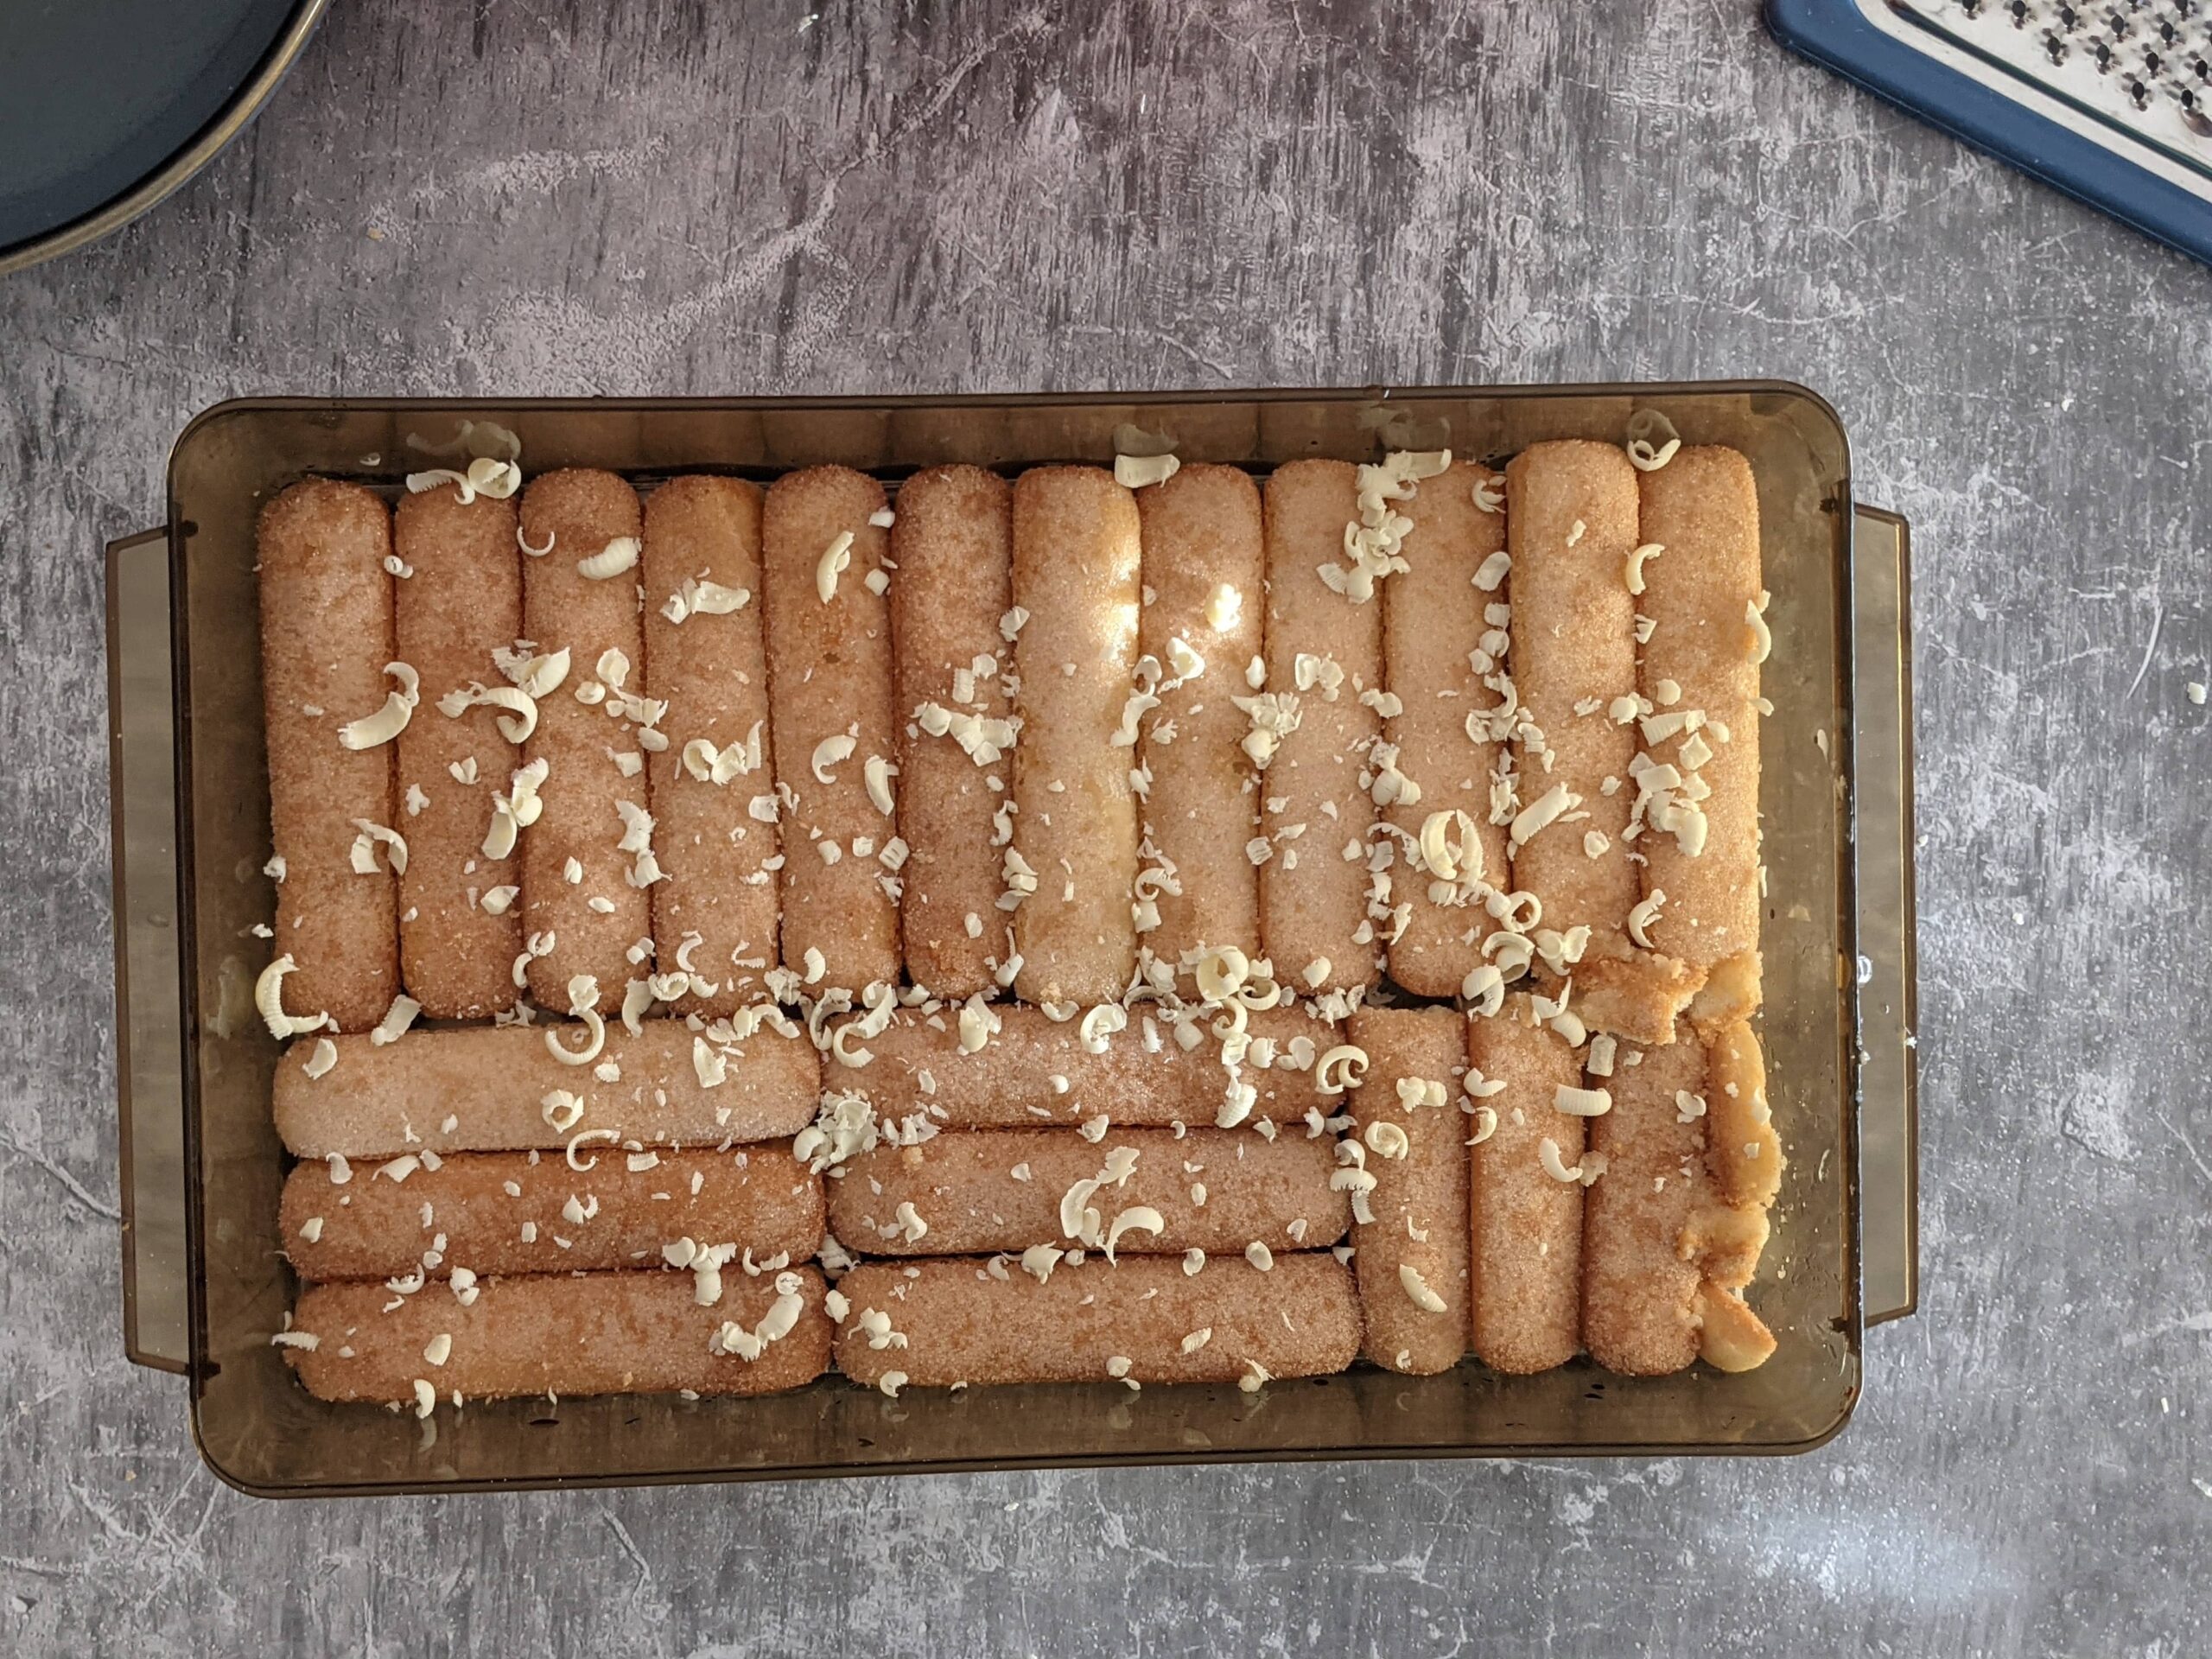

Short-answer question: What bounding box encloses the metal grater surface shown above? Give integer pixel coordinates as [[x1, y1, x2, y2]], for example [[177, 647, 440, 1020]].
[[1871, 1, 2212, 191]]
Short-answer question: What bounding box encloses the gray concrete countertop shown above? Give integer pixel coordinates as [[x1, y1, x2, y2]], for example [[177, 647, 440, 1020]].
[[2, 4, 2206, 1654]]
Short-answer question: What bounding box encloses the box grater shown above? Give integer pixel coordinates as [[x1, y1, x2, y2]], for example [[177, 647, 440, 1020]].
[[1770, 0, 2212, 264]]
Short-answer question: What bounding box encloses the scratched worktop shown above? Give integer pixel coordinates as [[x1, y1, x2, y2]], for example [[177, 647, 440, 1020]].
[[2, 3, 2206, 1654]]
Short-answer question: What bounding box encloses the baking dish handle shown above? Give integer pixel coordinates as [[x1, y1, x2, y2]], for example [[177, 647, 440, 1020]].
[[107, 528, 191, 1375], [1851, 505, 1919, 1326]]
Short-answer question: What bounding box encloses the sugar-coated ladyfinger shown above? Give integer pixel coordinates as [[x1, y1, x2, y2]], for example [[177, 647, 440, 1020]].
[[641, 476, 779, 1014], [1135, 463, 1266, 973], [285, 1267, 832, 1405], [392, 482, 523, 1019], [835, 1003, 1336, 1130], [831, 1253, 1359, 1392], [518, 470, 651, 1014], [280, 1147, 824, 1281], [1382, 461, 1512, 997], [257, 480, 400, 1033], [1257, 461, 1382, 994], [1579, 1022, 1708, 1376], [1346, 1007, 1471, 1376], [1009, 467, 1144, 1006], [273, 1019, 819, 1159], [1466, 995, 1586, 1373], [1634, 447, 1764, 1037], [888, 465, 1015, 999], [761, 467, 903, 994], [1504, 441, 1700, 1045], [826, 1128, 1347, 1259]]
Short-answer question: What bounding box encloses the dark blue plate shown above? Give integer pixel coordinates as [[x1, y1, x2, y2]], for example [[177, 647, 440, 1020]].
[[1, 0, 321, 272]]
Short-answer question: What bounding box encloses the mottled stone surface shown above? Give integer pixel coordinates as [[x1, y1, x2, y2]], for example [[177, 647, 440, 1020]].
[[2, 3, 2207, 1654]]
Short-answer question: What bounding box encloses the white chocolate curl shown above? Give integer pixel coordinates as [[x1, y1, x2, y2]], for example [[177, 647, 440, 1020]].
[[576, 537, 640, 580], [337, 664, 421, 750], [254, 955, 332, 1039]]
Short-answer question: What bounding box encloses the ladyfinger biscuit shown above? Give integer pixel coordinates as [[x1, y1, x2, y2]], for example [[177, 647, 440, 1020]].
[[257, 480, 400, 1033], [826, 1128, 1346, 1258], [392, 483, 523, 1019], [281, 1147, 823, 1281], [841, 1003, 1335, 1130], [1681, 1020, 1781, 1310], [1258, 461, 1381, 995], [642, 476, 779, 1014], [272, 1018, 820, 1159], [831, 1253, 1358, 1392], [1382, 461, 1511, 996], [1135, 464, 1266, 971], [1703, 1017, 1781, 1211], [285, 1266, 832, 1405], [1346, 1007, 1470, 1376], [1009, 467, 1144, 1006], [1634, 447, 1764, 1036], [887, 465, 1014, 998], [1580, 1022, 1707, 1376], [760, 467, 903, 994], [1467, 995, 1586, 1373], [1505, 441, 1700, 1046], [518, 470, 651, 1014]]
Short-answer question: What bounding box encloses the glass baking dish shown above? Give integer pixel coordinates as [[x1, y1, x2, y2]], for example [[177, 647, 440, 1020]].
[[105, 386, 1919, 1496]]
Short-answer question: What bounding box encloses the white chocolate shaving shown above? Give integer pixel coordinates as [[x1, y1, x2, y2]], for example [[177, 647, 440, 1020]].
[[810, 733, 856, 785], [864, 754, 897, 817], [576, 537, 640, 580], [1315, 1044, 1368, 1095], [1745, 600, 1772, 664], [816, 531, 855, 601], [254, 955, 332, 1039], [337, 663, 422, 750], [1363, 1120, 1410, 1160], [370, 995, 423, 1047], [1553, 1084, 1612, 1117], [1113, 452, 1180, 489], [1400, 1263, 1447, 1313]]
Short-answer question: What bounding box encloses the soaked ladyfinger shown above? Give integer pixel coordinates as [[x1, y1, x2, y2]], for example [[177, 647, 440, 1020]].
[[761, 466, 903, 995], [518, 470, 651, 1014], [888, 465, 1014, 999], [1466, 994, 1587, 1374], [1504, 441, 1700, 1045], [1584, 1017, 1780, 1374], [1256, 461, 1381, 995], [1345, 1006, 1471, 1376], [642, 476, 779, 1014], [281, 1147, 824, 1281], [285, 1267, 832, 1406], [1009, 467, 1144, 1007], [825, 1128, 1346, 1259], [1633, 447, 1765, 1037], [1134, 463, 1266, 974], [391, 482, 523, 1019], [831, 1252, 1359, 1393], [257, 480, 400, 1033], [1382, 460, 1512, 997], [272, 1018, 819, 1159]]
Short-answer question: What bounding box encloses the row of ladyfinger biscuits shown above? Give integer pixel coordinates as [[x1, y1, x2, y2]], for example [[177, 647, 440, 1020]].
[[257, 441, 1762, 1050], [276, 993, 1777, 1407]]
